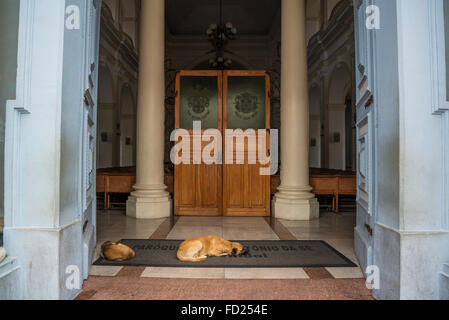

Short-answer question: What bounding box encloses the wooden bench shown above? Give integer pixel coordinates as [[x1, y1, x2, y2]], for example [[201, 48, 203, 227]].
[[97, 168, 355, 212], [271, 170, 356, 213], [96, 168, 174, 210]]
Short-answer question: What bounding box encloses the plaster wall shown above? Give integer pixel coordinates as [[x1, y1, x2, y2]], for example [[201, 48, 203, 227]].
[[0, 0, 20, 221], [367, 0, 449, 300]]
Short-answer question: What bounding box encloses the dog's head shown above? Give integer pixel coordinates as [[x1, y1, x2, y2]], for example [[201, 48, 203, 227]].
[[231, 242, 249, 256]]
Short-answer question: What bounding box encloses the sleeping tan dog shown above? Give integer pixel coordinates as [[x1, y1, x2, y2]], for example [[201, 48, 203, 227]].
[[100, 241, 135, 262], [177, 236, 248, 262]]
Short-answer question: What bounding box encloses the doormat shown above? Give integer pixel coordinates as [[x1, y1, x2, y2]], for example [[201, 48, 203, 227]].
[[93, 239, 357, 268]]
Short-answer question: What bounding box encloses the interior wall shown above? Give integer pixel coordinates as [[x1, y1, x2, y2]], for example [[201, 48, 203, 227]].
[[97, 66, 116, 169], [119, 86, 137, 167], [97, 1, 139, 170], [307, 0, 355, 172], [102, 0, 140, 49], [309, 86, 321, 168], [0, 0, 20, 220], [327, 65, 351, 171]]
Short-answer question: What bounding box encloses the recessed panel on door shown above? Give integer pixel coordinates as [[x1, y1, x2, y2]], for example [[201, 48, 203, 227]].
[[223, 71, 271, 217], [175, 71, 222, 216]]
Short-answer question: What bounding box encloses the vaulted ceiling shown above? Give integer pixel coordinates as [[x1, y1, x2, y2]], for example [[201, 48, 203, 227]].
[[102, 0, 344, 48], [166, 0, 281, 36]]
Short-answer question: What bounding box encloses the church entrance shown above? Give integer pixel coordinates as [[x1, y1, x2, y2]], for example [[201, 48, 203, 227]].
[[174, 70, 271, 217]]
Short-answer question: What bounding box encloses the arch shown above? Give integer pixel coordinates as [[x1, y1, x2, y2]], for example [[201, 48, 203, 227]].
[[306, 0, 322, 42], [327, 0, 342, 21], [327, 63, 352, 171], [185, 52, 254, 70], [328, 63, 352, 105], [102, 0, 119, 22], [119, 0, 139, 48], [97, 65, 117, 169]]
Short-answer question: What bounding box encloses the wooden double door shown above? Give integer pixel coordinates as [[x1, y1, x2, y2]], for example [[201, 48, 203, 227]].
[[174, 70, 271, 216]]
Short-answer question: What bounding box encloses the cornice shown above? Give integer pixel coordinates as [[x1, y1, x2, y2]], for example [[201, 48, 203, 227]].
[[100, 3, 139, 71], [307, 0, 354, 64]]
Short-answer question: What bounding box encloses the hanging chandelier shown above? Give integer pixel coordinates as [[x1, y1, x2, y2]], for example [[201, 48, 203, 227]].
[[206, 0, 237, 69]]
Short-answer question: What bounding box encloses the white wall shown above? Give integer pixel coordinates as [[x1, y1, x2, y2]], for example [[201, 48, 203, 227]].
[[0, 0, 20, 221], [2, 0, 101, 300], [354, 0, 449, 300]]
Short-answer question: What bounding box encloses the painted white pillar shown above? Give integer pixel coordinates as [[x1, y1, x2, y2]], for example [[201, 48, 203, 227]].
[[127, 0, 172, 219], [273, 0, 319, 220]]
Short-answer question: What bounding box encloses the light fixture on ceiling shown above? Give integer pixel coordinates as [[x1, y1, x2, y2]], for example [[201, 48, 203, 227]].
[[206, 0, 237, 69]]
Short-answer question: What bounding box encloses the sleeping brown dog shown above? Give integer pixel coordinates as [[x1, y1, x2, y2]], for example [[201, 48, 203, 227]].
[[177, 236, 248, 262], [100, 241, 135, 261]]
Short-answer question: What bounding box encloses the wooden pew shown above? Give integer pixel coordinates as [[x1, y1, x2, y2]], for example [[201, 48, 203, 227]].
[[270, 170, 357, 213], [96, 168, 174, 209], [97, 168, 356, 212], [310, 175, 340, 211]]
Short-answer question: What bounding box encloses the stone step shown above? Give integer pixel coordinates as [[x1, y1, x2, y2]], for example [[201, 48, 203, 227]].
[[0, 256, 21, 299], [0, 256, 19, 275]]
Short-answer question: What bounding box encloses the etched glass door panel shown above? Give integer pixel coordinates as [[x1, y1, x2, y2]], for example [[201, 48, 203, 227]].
[[226, 76, 266, 130], [179, 76, 218, 129], [175, 71, 222, 216], [223, 71, 270, 216]]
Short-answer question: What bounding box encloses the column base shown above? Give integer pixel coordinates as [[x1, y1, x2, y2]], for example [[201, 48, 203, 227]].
[[126, 195, 172, 220], [272, 196, 319, 221]]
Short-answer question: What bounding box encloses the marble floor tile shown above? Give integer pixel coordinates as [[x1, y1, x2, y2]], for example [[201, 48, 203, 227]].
[[141, 267, 225, 279], [326, 267, 365, 279], [225, 268, 309, 279], [167, 226, 223, 240], [89, 265, 123, 277]]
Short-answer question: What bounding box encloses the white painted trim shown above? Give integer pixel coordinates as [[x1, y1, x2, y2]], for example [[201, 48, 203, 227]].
[[4, 0, 36, 228], [3, 220, 80, 234], [429, 0, 449, 114], [376, 222, 449, 236], [428, 0, 449, 230]]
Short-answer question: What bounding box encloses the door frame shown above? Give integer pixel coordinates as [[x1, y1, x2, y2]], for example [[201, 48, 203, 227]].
[[174, 70, 223, 216], [222, 70, 271, 216], [174, 70, 271, 217]]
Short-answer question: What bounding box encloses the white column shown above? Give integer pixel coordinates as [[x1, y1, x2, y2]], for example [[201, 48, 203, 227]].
[[127, 0, 172, 219], [273, 0, 319, 220]]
